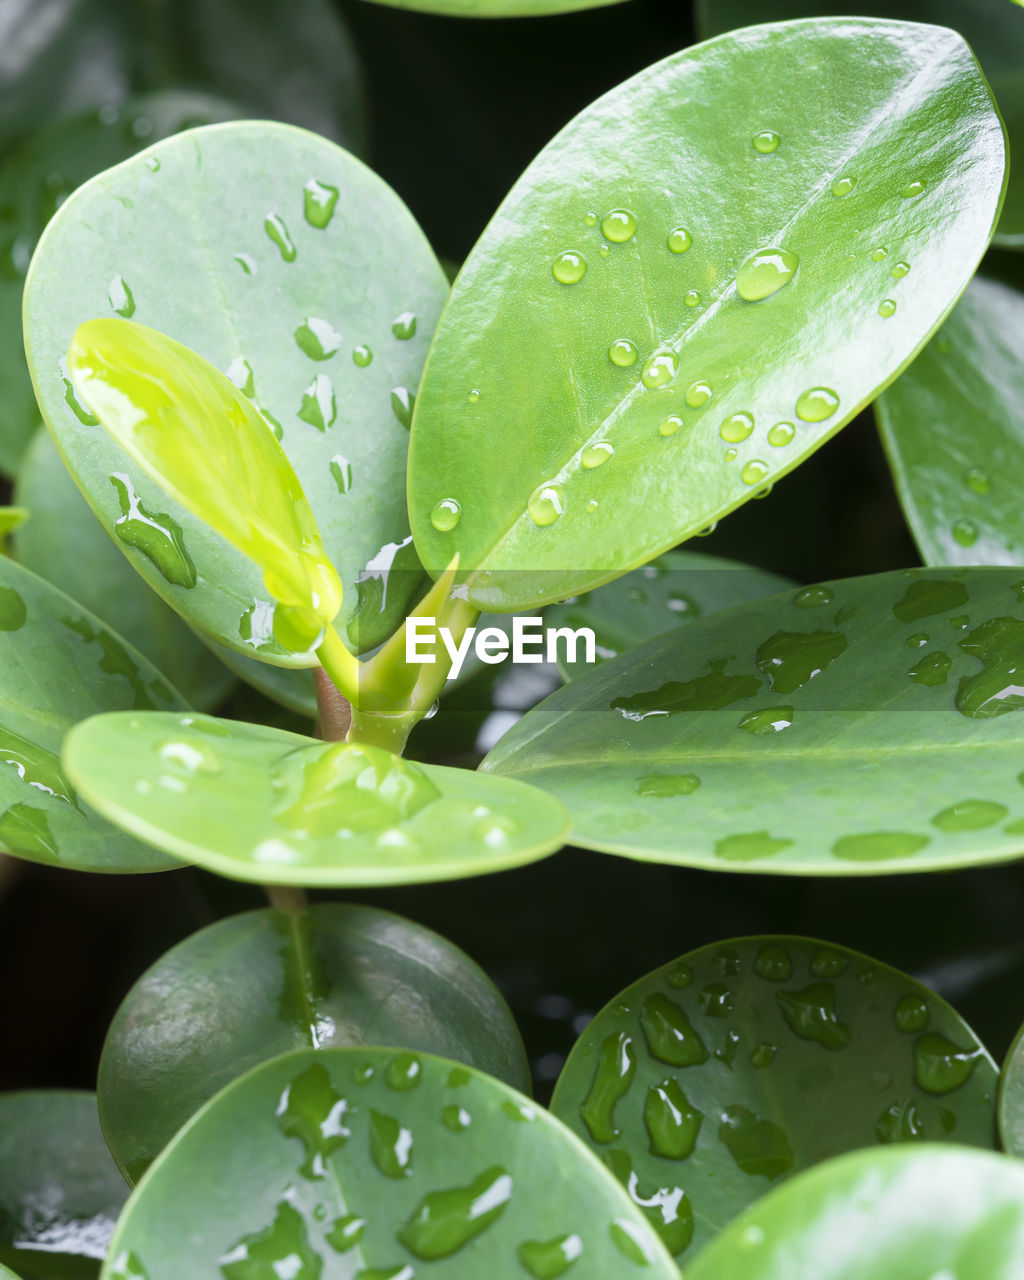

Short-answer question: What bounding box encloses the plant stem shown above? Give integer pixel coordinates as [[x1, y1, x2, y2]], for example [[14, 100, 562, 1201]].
[[266, 884, 308, 914], [316, 624, 362, 707], [314, 668, 352, 741]]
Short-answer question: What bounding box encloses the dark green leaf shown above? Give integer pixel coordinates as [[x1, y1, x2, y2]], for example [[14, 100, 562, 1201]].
[[99, 903, 531, 1184], [0, 1091, 128, 1280], [63, 711, 569, 885], [408, 20, 1006, 610], [483, 568, 1024, 874], [100, 1047, 678, 1279], [876, 276, 1024, 564], [551, 935, 997, 1261], [686, 1146, 1024, 1279], [24, 122, 447, 659], [997, 1014, 1024, 1156], [0, 556, 185, 872]]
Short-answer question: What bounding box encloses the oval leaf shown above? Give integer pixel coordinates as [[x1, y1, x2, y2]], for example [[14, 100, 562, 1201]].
[[101, 1047, 678, 1279], [358, 0, 625, 15], [408, 20, 1006, 610], [63, 711, 569, 885], [997, 1015, 1024, 1157], [697, 0, 1024, 247], [0, 557, 185, 872], [547, 551, 793, 680], [551, 935, 996, 1261], [876, 276, 1024, 565], [483, 567, 1024, 873], [99, 903, 531, 1184], [14, 428, 235, 711], [0, 91, 242, 477], [0, 1091, 128, 1280], [24, 120, 447, 660], [686, 1145, 1024, 1279]]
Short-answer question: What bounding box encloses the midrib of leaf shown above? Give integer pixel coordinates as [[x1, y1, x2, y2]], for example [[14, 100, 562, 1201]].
[[283, 909, 322, 1049]]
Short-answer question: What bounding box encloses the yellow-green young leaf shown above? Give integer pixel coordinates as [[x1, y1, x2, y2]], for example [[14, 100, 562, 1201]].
[[0, 508, 27, 537], [68, 319, 342, 652]]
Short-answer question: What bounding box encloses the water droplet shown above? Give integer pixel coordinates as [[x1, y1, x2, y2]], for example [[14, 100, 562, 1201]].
[[226, 356, 255, 397], [952, 519, 979, 547], [831, 176, 857, 197], [519, 1234, 584, 1278], [370, 1109, 413, 1176], [579, 1032, 636, 1142], [684, 380, 712, 408], [108, 1250, 149, 1279], [965, 467, 990, 494], [901, 180, 926, 199], [352, 344, 373, 367], [955, 616, 1024, 719], [895, 994, 929, 1034], [871, 246, 888, 262], [890, 260, 910, 279], [398, 1165, 512, 1259], [752, 129, 781, 153], [581, 441, 614, 469], [667, 226, 693, 254], [811, 949, 847, 978], [742, 460, 768, 486], [795, 386, 839, 422], [110, 473, 196, 588], [235, 253, 257, 275], [609, 339, 638, 367], [906, 650, 951, 686], [641, 351, 678, 390], [62, 373, 99, 425], [326, 1214, 366, 1252], [832, 831, 930, 861], [715, 831, 793, 861], [767, 421, 795, 447], [684, 289, 702, 307], [640, 993, 708, 1066], [633, 772, 702, 801], [528, 481, 566, 527], [720, 412, 754, 443], [390, 387, 415, 430], [108, 274, 136, 317], [442, 1105, 471, 1132], [303, 179, 339, 229], [724, 448, 737, 462], [754, 944, 792, 982], [264, 213, 297, 261], [738, 706, 794, 735], [609, 1220, 655, 1266], [552, 251, 587, 284], [448, 1066, 471, 1087], [659, 415, 683, 437], [756, 628, 847, 693], [931, 799, 1008, 831], [700, 982, 733, 1018], [718, 1105, 794, 1180], [645, 1080, 702, 1160], [599, 243, 610, 257], [601, 209, 637, 242], [220, 1200, 321, 1278], [430, 498, 461, 532], [915, 1031, 982, 1094], [0, 802, 58, 859], [391, 311, 417, 340], [736, 247, 799, 301], [276, 1063, 350, 1178], [777, 983, 851, 1049], [387, 1051, 422, 1091], [613, 659, 759, 721], [878, 299, 897, 318], [876, 1099, 924, 1144], [666, 963, 694, 988], [294, 317, 341, 361], [0, 586, 27, 631], [894, 578, 968, 623], [584, 211, 598, 227], [299, 374, 336, 431], [156, 737, 221, 778]]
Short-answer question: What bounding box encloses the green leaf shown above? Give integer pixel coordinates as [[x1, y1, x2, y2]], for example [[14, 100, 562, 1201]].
[[483, 567, 1024, 874], [0, 92, 243, 478], [99, 903, 531, 1185], [63, 711, 569, 885], [100, 1047, 679, 1279], [14, 428, 235, 710], [24, 120, 447, 661], [697, 0, 1024, 247], [876, 276, 1024, 564], [548, 551, 793, 681], [408, 20, 1006, 611], [0, 556, 185, 872], [0, 1091, 128, 1280], [354, 0, 626, 16], [0, 508, 27, 538], [685, 1145, 1024, 1279], [550, 935, 997, 1261], [997, 1014, 1024, 1156], [68, 317, 346, 657]]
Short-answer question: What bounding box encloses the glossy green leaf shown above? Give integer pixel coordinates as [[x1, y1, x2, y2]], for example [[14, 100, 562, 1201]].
[[876, 276, 1024, 565], [14, 428, 235, 710], [63, 711, 569, 885], [101, 1047, 679, 1279], [686, 1145, 1024, 1279], [0, 92, 241, 477], [551, 935, 997, 1261], [698, 0, 1024, 247], [356, 0, 625, 17], [99, 903, 531, 1185], [68, 317, 346, 655], [0, 556, 185, 872], [408, 20, 1006, 611], [0, 508, 27, 538], [484, 567, 1024, 874], [548, 550, 793, 680], [0, 1091, 128, 1280], [24, 120, 447, 662], [997, 1014, 1024, 1156]]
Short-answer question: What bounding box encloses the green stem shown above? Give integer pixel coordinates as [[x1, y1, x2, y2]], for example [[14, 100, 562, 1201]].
[[314, 668, 352, 741], [266, 884, 308, 914], [315, 624, 362, 707]]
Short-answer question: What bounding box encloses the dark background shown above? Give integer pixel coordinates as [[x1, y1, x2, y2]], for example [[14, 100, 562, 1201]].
[[2, 0, 1022, 1104]]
